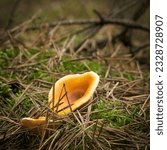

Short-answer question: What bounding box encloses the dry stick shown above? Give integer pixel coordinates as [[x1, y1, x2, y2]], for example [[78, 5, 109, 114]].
[[34, 106, 49, 119], [40, 110, 52, 148], [48, 130, 62, 150], [7, 31, 20, 50], [105, 65, 111, 78], [76, 1, 140, 53], [93, 9, 104, 22], [63, 56, 95, 63], [76, 110, 86, 150], [39, 130, 56, 150], [106, 82, 119, 98], [118, 81, 139, 99], [85, 103, 92, 123], [97, 122, 104, 138], [52, 84, 73, 113], [10, 82, 33, 112], [55, 83, 66, 112], [49, 83, 65, 112], [63, 83, 73, 113], [25, 18, 149, 32], [0, 116, 20, 126], [136, 61, 143, 79], [56, 104, 74, 113], [92, 119, 98, 143], [64, 13, 148, 52], [139, 95, 150, 116], [48, 91, 69, 111]]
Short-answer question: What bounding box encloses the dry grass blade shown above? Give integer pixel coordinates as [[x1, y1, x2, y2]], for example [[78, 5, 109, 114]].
[[106, 82, 119, 98], [11, 82, 33, 111], [63, 83, 73, 113], [52, 83, 55, 112]]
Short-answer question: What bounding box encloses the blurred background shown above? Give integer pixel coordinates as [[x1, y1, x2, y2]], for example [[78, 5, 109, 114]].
[[0, 0, 150, 63], [0, 0, 149, 30]]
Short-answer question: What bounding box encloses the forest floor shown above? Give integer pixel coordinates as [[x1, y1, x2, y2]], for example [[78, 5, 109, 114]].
[[0, 1, 149, 150]]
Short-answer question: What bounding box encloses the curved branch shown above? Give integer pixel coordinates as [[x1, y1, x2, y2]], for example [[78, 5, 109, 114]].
[[26, 18, 149, 32]]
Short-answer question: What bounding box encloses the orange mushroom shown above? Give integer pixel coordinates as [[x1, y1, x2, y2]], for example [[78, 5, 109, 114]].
[[49, 71, 99, 116], [20, 71, 99, 127], [20, 117, 46, 128]]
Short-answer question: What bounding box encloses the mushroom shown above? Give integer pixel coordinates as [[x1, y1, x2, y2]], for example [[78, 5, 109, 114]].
[[49, 71, 99, 116], [20, 71, 99, 127], [20, 117, 46, 128]]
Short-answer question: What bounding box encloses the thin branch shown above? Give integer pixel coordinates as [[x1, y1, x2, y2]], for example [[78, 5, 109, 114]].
[[56, 83, 65, 112], [63, 83, 73, 113], [26, 18, 149, 32], [93, 9, 104, 22], [112, 0, 149, 46]]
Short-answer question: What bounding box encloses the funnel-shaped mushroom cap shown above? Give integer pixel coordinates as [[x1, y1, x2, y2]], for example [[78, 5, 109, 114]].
[[48, 71, 99, 116]]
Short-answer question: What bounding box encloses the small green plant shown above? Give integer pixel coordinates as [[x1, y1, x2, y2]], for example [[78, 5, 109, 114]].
[[92, 100, 132, 127], [29, 67, 48, 79], [74, 34, 84, 45], [0, 49, 18, 76], [4, 98, 15, 108], [123, 71, 136, 81], [0, 82, 12, 97], [21, 98, 33, 116]]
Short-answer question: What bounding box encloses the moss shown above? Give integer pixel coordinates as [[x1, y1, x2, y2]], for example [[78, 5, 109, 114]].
[[37, 49, 56, 60], [21, 98, 33, 115], [0, 82, 12, 98], [74, 34, 84, 45], [0, 49, 18, 69], [4, 98, 15, 108], [123, 71, 136, 81], [92, 100, 132, 127], [59, 57, 103, 75]]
